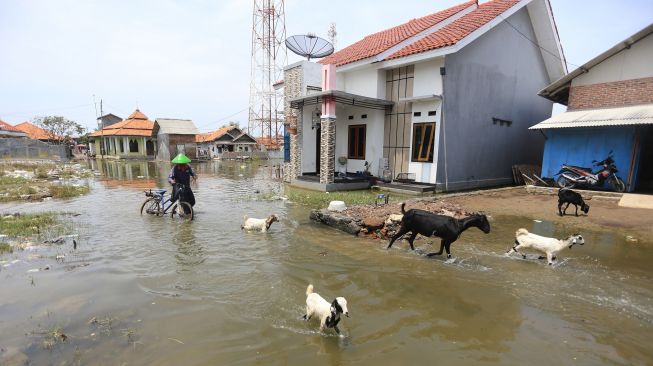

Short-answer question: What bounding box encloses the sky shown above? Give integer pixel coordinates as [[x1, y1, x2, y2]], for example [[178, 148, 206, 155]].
[[0, 0, 651, 133]]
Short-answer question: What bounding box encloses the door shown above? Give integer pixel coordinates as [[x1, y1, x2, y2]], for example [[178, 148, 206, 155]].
[[146, 140, 154, 156], [315, 126, 321, 175]]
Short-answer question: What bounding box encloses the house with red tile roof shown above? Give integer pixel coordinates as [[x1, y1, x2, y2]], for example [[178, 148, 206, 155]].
[[88, 109, 156, 159], [14, 121, 63, 142], [0, 120, 27, 138], [284, 0, 566, 191], [195, 125, 258, 159]]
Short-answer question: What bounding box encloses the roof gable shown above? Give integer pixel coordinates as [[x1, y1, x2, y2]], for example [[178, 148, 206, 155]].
[[233, 133, 257, 143], [14, 121, 63, 140], [89, 109, 154, 137], [319, 0, 476, 67], [196, 126, 242, 142], [0, 120, 25, 133], [386, 0, 519, 60]]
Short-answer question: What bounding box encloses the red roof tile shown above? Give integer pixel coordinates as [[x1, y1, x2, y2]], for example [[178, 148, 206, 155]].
[[319, 0, 476, 67], [0, 120, 24, 133], [195, 126, 241, 143], [386, 0, 519, 60], [89, 109, 154, 137], [14, 121, 63, 140]]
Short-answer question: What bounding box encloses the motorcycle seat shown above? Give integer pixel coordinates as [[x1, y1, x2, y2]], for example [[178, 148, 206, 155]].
[[566, 165, 592, 172]]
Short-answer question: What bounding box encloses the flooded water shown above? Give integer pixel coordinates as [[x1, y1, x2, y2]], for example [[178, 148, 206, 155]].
[[1, 160, 652, 365]]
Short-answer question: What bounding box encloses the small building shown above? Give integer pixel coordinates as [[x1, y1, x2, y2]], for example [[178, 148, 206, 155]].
[[284, 0, 566, 191], [196, 125, 258, 159], [88, 109, 156, 159], [14, 121, 63, 142], [531, 24, 653, 193], [0, 120, 27, 138], [97, 113, 123, 129], [153, 118, 200, 161]]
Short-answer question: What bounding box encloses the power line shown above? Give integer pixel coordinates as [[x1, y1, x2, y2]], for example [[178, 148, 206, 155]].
[[194, 107, 249, 130], [499, 14, 582, 70]]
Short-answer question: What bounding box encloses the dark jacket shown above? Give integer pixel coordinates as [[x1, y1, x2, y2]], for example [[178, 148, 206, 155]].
[[168, 164, 196, 206]]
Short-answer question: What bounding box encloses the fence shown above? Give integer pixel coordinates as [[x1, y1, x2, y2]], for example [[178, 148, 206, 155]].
[[0, 138, 68, 160]]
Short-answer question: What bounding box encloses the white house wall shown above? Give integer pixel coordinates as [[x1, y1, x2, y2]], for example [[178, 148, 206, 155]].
[[413, 58, 445, 96], [407, 100, 443, 184], [340, 66, 383, 98], [334, 106, 385, 175], [572, 34, 653, 87], [301, 107, 317, 173]]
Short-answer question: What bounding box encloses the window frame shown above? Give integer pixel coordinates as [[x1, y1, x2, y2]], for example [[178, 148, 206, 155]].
[[411, 122, 436, 163], [347, 124, 366, 160], [129, 139, 139, 153]]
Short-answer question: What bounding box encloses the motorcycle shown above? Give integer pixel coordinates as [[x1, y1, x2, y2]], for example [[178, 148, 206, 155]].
[[555, 151, 626, 192]]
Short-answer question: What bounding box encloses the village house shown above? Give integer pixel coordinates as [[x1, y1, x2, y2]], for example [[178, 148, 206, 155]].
[[284, 0, 566, 192], [531, 24, 653, 193], [153, 118, 200, 161], [88, 109, 156, 159], [14, 121, 63, 142], [96, 113, 123, 129], [196, 125, 258, 159], [0, 120, 27, 138]]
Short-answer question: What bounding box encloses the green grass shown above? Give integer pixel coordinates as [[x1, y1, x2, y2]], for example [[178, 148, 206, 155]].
[[49, 185, 89, 199], [0, 175, 29, 185], [0, 242, 12, 254], [0, 213, 58, 237], [284, 186, 409, 208]]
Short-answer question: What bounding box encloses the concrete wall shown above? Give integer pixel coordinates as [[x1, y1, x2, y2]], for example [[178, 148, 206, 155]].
[[540, 126, 636, 191], [413, 58, 444, 96], [334, 105, 385, 175], [438, 7, 552, 191], [301, 106, 318, 173], [339, 66, 384, 98], [572, 34, 653, 87]]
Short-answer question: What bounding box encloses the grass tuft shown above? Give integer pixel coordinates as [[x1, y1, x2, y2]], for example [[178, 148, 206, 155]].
[[0, 213, 58, 237], [284, 186, 408, 208], [49, 185, 89, 199]]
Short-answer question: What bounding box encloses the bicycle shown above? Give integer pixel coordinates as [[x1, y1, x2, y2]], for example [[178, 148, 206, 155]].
[[140, 184, 194, 221]]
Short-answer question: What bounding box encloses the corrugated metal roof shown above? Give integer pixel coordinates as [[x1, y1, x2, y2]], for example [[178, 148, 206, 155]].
[[529, 104, 653, 129], [155, 119, 199, 135]]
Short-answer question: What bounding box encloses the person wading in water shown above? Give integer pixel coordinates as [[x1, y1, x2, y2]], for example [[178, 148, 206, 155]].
[[168, 153, 197, 212]]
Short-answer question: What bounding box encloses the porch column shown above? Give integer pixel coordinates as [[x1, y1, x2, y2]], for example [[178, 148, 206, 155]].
[[290, 109, 302, 179], [319, 117, 336, 184]]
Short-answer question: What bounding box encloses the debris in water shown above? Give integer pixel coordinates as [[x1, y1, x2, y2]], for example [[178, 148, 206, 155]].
[[168, 337, 185, 344], [73, 239, 77, 250], [625, 235, 638, 243], [533, 219, 542, 223], [319, 251, 328, 256], [56, 255, 65, 261]]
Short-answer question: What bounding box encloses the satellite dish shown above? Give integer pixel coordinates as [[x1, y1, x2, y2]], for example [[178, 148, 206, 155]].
[[285, 34, 334, 61]]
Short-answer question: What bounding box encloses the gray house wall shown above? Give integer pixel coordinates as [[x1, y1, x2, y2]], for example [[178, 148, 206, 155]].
[[437, 7, 552, 191]]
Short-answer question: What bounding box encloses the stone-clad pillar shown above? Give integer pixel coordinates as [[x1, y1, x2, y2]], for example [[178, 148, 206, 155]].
[[319, 117, 336, 184]]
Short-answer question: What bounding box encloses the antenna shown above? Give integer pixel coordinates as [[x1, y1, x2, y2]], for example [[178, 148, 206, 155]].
[[328, 23, 337, 50], [285, 34, 334, 61]]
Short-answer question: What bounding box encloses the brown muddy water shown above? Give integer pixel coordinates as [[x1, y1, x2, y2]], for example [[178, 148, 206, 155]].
[[1, 160, 652, 365]]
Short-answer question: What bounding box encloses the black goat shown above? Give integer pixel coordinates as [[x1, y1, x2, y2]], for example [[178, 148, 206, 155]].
[[387, 203, 491, 258], [558, 188, 589, 216]]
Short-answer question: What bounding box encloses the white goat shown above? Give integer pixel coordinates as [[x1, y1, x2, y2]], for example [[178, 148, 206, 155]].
[[506, 228, 584, 265], [241, 214, 279, 232], [303, 284, 349, 335]]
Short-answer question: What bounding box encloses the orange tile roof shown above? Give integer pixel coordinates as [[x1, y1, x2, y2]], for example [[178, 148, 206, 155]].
[[0, 120, 24, 133], [319, 0, 476, 67], [386, 0, 519, 60], [89, 109, 154, 137], [195, 126, 239, 143], [14, 121, 63, 140]]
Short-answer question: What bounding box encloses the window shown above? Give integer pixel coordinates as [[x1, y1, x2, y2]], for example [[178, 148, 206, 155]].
[[119, 139, 124, 153], [129, 139, 139, 153], [348, 124, 366, 160], [411, 123, 435, 162]]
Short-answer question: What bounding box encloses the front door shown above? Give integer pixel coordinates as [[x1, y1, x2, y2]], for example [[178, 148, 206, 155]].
[[316, 126, 321, 175]]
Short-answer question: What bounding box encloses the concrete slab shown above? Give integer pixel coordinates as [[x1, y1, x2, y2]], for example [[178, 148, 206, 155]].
[[618, 193, 653, 209]]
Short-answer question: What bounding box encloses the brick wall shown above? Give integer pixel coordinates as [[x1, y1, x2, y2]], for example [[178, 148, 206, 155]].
[[284, 66, 303, 179], [168, 134, 197, 159], [568, 77, 653, 110]]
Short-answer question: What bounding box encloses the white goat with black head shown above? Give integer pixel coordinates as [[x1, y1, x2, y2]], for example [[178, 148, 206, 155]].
[[241, 214, 279, 232], [303, 284, 349, 335], [506, 228, 584, 265]]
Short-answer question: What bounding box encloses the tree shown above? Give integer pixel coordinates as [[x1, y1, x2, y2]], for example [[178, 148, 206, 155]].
[[221, 121, 240, 128], [33, 116, 85, 144]]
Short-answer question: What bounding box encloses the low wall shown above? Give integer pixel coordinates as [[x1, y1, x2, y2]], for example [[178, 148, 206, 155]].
[[0, 139, 67, 160]]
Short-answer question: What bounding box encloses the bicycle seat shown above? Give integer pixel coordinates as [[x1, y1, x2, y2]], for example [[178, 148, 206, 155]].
[[154, 189, 167, 194]]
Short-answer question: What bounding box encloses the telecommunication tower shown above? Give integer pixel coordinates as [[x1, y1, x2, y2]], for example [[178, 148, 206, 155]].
[[248, 0, 287, 146]]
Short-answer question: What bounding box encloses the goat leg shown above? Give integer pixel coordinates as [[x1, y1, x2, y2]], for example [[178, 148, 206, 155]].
[[387, 227, 408, 249], [407, 232, 418, 250], [334, 325, 341, 335], [575, 204, 579, 216], [426, 240, 446, 257], [558, 201, 564, 216], [563, 202, 571, 215]]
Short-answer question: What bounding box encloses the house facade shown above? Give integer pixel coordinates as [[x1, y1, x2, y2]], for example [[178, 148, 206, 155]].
[[196, 126, 258, 159], [531, 24, 653, 193], [285, 0, 566, 191], [88, 109, 156, 159], [153, 118, 200, 161]]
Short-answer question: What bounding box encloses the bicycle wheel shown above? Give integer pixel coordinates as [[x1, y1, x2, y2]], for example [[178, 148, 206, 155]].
[[608, 176, 625, 193], [171, 202, 194, 221], [140, 198, 161, 216]]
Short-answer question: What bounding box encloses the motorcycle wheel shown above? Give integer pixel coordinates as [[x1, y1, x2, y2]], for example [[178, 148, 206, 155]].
[[608, 176, 625, 193], [556, 174, 577, 189]]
